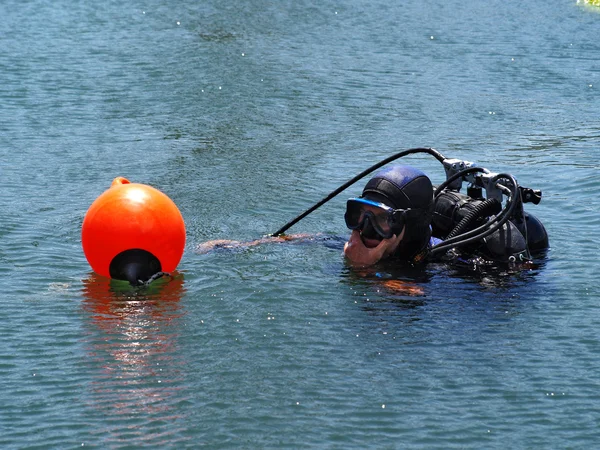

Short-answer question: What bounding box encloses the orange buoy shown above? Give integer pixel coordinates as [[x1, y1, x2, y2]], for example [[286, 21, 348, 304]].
[[82, 177, 186, 285]]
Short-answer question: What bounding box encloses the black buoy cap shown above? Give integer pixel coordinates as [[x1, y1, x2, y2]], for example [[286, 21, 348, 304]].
[[109, 249, 162, 286]]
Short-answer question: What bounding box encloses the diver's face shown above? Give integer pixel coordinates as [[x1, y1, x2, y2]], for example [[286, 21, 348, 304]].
[[343, 227, 405, 267], [349, 203, 394, 247], [344, 199, 394, 247]]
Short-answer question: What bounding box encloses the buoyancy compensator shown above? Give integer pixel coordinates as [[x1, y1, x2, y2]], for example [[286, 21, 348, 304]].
[[430, 159, 549, 262]]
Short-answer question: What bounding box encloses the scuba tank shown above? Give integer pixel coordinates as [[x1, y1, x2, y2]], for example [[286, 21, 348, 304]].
[[431, 166, 548, 261]]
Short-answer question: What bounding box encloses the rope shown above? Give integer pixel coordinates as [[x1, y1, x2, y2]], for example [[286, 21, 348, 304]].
[[139, 271, 172, 286]]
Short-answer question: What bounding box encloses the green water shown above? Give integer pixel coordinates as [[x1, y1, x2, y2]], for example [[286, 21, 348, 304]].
[[1, 0, 599, 448]]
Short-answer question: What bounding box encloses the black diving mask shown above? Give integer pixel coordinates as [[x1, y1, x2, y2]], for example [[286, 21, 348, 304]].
[[344, 198, 409, 239]]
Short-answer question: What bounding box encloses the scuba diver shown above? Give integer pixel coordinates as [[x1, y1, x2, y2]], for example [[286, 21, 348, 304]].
[[343, 165, 439, 267], [343, 162, 549, 267], [197, 147, 549, 270]]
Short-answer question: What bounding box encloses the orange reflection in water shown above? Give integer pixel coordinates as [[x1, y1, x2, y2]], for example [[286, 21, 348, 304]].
[[352, 268, 426, 297], [81, 273, 189, 434]]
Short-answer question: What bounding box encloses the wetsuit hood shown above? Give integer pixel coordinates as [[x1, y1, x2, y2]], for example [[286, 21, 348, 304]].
[[361, 165, 434, 261]]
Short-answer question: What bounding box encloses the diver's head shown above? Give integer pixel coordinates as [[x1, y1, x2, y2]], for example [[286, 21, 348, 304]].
[[345, 165, 434, 260]]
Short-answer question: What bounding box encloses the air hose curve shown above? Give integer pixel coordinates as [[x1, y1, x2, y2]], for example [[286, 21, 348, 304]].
[[445, 198, 502, 240]]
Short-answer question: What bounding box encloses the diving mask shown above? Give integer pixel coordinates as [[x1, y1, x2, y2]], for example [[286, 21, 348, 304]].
[[344, 198, 409, 240]]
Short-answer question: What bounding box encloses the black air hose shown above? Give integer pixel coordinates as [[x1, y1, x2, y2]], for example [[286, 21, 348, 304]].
[[445, 198, 502, 240], [430, 174, 519, 256], [271, 147, 446, 236]]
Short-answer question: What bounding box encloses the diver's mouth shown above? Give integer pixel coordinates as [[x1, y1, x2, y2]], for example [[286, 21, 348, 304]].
[[360, 232, 382, 249]]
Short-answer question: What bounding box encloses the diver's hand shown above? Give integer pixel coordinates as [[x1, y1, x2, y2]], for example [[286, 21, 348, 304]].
[[343, 230, 402, 267]]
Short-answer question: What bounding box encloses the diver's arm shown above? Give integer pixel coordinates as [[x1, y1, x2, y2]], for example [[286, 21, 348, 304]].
[[196, 233, 314, 254]]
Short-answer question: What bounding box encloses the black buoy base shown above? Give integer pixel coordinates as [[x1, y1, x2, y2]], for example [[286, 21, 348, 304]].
[[109, 249, 162, 286]]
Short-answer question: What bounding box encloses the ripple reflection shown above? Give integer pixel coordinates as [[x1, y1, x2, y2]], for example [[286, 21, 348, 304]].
[[80, 273, 190, 446]]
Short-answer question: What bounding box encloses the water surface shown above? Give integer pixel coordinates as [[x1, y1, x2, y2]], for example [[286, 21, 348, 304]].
[[1, 0, 599, 448]]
